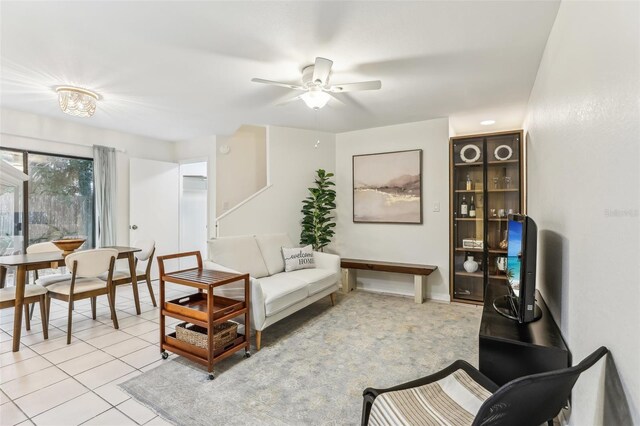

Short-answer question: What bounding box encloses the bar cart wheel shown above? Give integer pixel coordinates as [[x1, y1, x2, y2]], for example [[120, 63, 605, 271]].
[[244, 351, 251, 358], [161, 351, 169, 360], [208, 373, 215, 380]]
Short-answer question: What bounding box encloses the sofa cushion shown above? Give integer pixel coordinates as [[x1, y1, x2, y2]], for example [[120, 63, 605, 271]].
[[208, 236, 269, 278], [255, 233, 294, 276], [260, 274, 309, 316], [285, 268, 338, 296]]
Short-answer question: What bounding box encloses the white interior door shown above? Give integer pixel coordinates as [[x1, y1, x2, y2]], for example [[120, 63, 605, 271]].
[[130, 158, 179, 280]]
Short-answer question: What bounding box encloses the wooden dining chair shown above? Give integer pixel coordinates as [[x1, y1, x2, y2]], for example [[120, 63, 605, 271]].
[[100, 240, 157, 307], [0, 284, 48, 339], [26, 242, 71, 319], [27, 242, 67, 283], [45, 248, 119, 344]]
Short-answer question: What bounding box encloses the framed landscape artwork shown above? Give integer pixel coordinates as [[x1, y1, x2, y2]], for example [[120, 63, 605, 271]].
[[352, 149, 423, 224]]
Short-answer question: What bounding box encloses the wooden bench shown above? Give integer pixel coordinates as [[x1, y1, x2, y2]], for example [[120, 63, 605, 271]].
[[340, 259, 437, 304]]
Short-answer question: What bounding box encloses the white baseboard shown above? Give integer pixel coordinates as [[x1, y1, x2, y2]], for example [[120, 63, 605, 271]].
[[355, 286, 450, 303], [427, 293, 452, 303]]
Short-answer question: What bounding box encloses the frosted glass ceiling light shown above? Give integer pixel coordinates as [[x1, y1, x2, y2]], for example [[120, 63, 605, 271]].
[[56, 86, 99, 117], [301, 88, 330, 110]]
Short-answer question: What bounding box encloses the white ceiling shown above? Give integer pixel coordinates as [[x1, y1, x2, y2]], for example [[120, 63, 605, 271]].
[[0, 1, 560, 141]]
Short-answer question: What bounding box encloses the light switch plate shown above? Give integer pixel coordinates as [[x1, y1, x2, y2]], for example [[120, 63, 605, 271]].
[[433, 202, 440, 212]]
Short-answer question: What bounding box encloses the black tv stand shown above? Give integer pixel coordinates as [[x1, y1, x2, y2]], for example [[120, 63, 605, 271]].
[[479, 282, 569, 385], [492, 294, 542, 322]]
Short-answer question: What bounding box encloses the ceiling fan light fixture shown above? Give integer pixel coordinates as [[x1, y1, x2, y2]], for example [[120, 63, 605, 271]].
[[252, 57, 380, 110], [301, 90, 330, 110], [55, 86, 99, 118]]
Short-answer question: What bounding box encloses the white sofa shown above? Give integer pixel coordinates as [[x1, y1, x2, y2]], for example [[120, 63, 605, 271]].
[[205, 233, 341, 350]]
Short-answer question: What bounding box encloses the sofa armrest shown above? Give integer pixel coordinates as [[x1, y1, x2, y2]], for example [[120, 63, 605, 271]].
[[203, 261, 266, 332], [313, 251, 341, 276]]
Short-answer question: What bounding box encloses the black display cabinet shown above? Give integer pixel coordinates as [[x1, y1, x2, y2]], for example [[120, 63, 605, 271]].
[[449, 130, 525, 304]]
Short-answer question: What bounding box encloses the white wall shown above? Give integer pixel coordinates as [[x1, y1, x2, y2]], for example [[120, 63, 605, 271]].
[[216, 125, 267, 216], [173, 135, 216, 163], [0, 108, 176, 245], [524, 2, 639, 424], [216, 126, 335, 241], [334, 118, 450, 301]]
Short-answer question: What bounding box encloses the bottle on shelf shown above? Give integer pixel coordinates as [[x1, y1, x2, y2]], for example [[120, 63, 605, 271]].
[[460, 195, 468, 217], [466, 174, 472, 190], [469, 196, 476, 218]]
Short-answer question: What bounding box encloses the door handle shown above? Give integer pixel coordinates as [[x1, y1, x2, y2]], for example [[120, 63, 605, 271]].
[[131, 225, 138, 230]]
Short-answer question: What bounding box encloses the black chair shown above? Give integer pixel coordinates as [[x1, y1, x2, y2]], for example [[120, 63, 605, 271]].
[[362, 346, 608, 426]]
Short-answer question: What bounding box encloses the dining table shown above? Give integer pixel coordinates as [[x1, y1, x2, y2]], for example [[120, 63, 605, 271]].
[[0, 246, 141, 352]]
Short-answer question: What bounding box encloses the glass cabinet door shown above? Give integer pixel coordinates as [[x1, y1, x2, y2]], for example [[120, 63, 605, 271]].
[[450, 131, 524, 304], [451, 137, 485, 302], [485, 133, 522, 288]]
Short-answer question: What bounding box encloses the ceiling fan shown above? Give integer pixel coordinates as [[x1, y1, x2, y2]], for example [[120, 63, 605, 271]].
[[251, 57, 381, 110]]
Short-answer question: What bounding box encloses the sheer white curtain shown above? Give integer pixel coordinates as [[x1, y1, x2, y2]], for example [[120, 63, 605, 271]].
[[93, 145, 117, 247]]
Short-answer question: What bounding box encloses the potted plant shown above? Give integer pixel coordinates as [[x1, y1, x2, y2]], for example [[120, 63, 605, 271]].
[[300, 169, 336, 251]]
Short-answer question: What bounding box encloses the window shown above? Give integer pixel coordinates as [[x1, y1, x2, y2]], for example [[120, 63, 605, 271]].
[[0, 148, 95, 253], [0, 150, 25, 255]]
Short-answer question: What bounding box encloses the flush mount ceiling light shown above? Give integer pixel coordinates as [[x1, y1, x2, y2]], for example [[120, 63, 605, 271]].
[[55, 86, 99, 118], [480, 119, 496, 126]]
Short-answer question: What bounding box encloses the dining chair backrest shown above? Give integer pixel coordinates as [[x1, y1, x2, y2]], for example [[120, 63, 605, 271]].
[[134, 240, 155, 262], [65, 248, 118, 278], [27, 242, 63, 272], [26, 242, 61, 254]]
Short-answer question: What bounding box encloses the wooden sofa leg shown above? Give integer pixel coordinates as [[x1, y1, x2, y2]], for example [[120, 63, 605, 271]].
[[255, 330, 261, 351], [329, 292, 336, 306]]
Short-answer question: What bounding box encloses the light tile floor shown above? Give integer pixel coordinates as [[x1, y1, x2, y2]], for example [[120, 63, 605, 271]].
[[0, 281, 191, 426]]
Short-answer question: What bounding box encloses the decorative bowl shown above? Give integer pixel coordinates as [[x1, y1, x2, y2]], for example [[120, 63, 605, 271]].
[[460, 144, 481, 163], [52, 238, 86, 257]]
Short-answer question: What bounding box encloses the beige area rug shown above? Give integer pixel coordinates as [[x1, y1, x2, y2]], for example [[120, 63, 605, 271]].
[[120, 291, 482, 425]]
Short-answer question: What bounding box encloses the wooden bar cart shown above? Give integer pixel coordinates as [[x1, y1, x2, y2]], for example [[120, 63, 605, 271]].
[[157, 251, 251, 380]]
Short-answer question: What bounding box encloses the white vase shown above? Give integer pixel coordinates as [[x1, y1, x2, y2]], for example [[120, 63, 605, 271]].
[[463, 256, 479, 273]]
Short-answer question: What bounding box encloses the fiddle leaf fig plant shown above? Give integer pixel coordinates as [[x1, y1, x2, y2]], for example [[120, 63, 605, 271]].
[[300, 169, 336, 251]]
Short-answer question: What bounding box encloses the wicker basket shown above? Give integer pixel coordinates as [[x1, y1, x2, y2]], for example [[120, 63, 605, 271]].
[[175, 321, 238, 350]]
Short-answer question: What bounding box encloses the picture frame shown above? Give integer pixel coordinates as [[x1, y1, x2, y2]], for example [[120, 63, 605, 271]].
[[352, 149, 423, 224]]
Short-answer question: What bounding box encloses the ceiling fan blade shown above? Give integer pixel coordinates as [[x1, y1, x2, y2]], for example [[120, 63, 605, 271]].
[[312, 57, 333, 85], [327, 92, 345, 105], [329, 80, 382, 92], [273, 94, 302, 106], [251, 78, 304, 90]]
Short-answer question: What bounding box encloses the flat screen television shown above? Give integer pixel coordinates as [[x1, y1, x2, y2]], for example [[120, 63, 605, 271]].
[[493, 214, 542, 323]]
